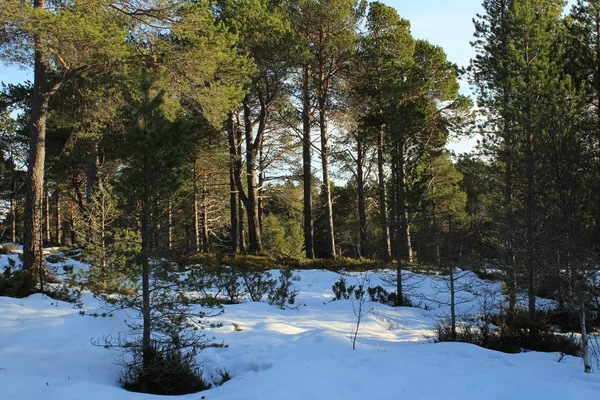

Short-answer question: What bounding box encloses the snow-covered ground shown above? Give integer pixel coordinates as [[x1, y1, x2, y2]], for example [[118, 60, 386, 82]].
[[0, 250, 599, 400]]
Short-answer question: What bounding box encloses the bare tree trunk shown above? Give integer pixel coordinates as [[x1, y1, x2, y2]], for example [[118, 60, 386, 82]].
[[141, 199, 152, 383], [44, 183, 50, 244], [356, 138, 367, 257], [23, 3, 51, 287], [239, 200, 246, 252], [525, 131, 536, 318], [167, 200, 172, 251], [395, 264, 403, 307], [432, 183, 441, 265], [581, 306, 592, 373], [258, 146, 265, 231], [242, 96, 263, 253], [390, 152, 398, 260], [201, 173, 209, 253], [10, 174, 16, 243], [450, 266, 456, 340], [54, 189, 62, 245], [302, 65, 315, 259], [318, 70, 336, 258], [227, 112, 240, 253], [69, 198, 77, 247], [193, 162, 200, 253], [229, 165, 239, 253], [397, 141, 413, 263], [377, 129, 392, 261], [504, 150, 518, 313]]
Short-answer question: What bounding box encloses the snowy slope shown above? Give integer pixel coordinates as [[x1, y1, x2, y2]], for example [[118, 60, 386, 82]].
[[0, 254, 598, 400]]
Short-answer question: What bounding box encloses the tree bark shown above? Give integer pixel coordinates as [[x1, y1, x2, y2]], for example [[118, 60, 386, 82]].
[[44, 183, 50, 244], [525, 130, 536, 318], [396, 140, 413, 263], [193, 161, 200, 253], [356, 137, 367, 257], [10, 171, 16, 243], [377, 129, 392, 261], [69, 198, 77, 247], [167, 200, 172, 251], [141, 195, 152, 382], [450, 266, 456, 340], [581, 306, 592, 373], [302, 65, 315, 259], [54, 189, 62, 245], [23, 2, 51, 287], [318, 67, 336, 258], [242, 96, 263, 252], [201, 173, 209, 253], [238, 199, 246, 252], [227, 112, 240, 253]]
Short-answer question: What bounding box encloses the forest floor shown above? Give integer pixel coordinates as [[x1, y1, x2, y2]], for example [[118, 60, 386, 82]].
[[0, 246, 599, 400]]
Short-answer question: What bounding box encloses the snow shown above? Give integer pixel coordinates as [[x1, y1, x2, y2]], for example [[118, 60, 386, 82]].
[[0, 251, 599, 400]]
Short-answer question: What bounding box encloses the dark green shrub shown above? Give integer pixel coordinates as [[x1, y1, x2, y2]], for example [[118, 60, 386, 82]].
[[332, 277, 353, 300], [45, 253, 67, 264], [120, 342, 210, 395], [242, 270, 275, 302], [212, 368, 232, 387], [435, 310, 581, 356], [0, 261, 38, 298], [267, 268, 299, 309]]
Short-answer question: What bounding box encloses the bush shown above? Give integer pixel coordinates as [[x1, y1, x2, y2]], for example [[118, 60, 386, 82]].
[[184, 253, 390, 273], [0, 261, 38, 298], [332, 278, 413, 307], [0, 244, 18, 254], [242, 270, 275, 302], [216, 267, 245, 304], [45, 253, 68, 264], [267, 268, 299, 309], [120, 341, 210, 395], [538, 308, 600, 334], [435, 310, 581, 356], [332, 277, 353, 300]]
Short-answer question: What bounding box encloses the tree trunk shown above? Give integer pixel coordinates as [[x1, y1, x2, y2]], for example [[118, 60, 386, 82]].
[[525, 130, 536, 318], [258, 146, 265, 231], [229, 164, 239, 253], [356, 138, 367, 257], [581, 305, 592, 373], [10, 172, 16, 243], [193, 162, 200, 253], [201, 173, 209, 253], [318, 70, 336, 258], [239, 199, 246, 252], [54, 189, 62, 245], [377, 129, 392, 261], [227, 112, 240, 253], [167, 200, 172, 251], [432, 183, 441, 265], [141, 199, 152, 382], [242, 95, 262, 253], [23, 4, 50, 287], [450, 266, 456, 340], [43, 183, 50, 244], [395, 264, 403, 307], [302, 65, 315, 259], [69, 198, 77, 247], [504, 149, 518, 313], [397, 140, 413, 263], [390, 152, 398, 260]]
